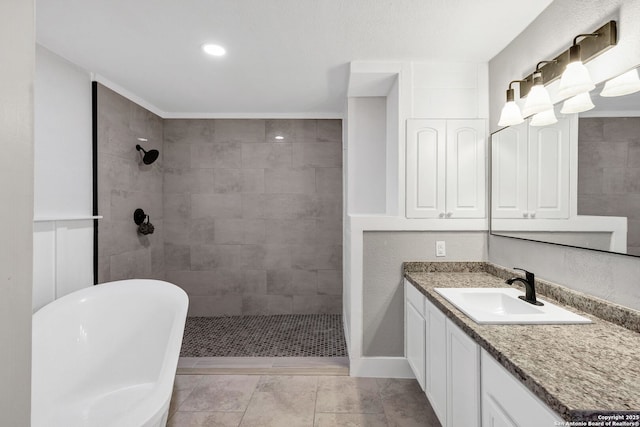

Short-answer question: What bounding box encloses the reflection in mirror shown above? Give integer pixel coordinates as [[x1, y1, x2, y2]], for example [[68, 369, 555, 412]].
[[491, 65, 640, 257]]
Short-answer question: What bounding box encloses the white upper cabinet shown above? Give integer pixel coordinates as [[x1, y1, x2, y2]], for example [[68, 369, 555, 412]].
[[492, 117, 572, 219], [406, 119, 486, 219]]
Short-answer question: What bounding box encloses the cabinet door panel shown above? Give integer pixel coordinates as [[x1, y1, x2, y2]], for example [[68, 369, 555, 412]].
[[483, 395, 518, 427], [406, 120, 446, 218], [491, 122, 528, 219], [528, 118, 570, 219], [424, 297, 447, 425], [446, 120, 486, 218], [446, 319, 480, 427], [481, 349, 562, 427], [406, 301, 426, 390]]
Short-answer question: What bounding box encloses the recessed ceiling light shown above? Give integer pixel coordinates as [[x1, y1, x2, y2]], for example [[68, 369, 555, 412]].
[[275, 135, 284, 140], [202, 43, 226, 57]]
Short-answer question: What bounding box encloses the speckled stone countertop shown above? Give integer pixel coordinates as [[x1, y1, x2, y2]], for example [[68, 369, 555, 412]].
[[404, 262, 640, 421]]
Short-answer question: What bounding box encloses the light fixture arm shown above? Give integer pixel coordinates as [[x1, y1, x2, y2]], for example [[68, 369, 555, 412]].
[[573, 33, 599, 46], [505, 80, 526, 102]]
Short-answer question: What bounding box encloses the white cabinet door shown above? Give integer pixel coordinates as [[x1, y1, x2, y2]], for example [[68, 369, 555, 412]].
[[446, 319, 480, 427], [406, 120, 446, 218], [406, 299, 426, 390], [424, 297, 447, 426], [483, 395, 519, 427], [491, 122, 528, 219], [481, 349, 563, 427], [446, 120, 486, 219], [528, 118, 571, 219]]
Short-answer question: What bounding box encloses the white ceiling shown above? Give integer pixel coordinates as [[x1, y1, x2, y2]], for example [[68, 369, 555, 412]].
[[36, 0, 553, 117]]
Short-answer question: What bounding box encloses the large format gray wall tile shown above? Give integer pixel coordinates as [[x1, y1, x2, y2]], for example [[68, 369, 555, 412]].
[[99, 102, 342, 315], [164, 118, 343, 315], [97, 84, 164, 283]]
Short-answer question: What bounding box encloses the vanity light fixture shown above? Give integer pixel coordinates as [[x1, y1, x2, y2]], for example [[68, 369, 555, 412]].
[[530, 108, 558, 127], [274, 135, 284, 140], [560, 91, 595, 114], [498, 80, 526, 127], [522, 62, 555, 117], [496, 21, 617, 127], [601, 68, 640, 97]]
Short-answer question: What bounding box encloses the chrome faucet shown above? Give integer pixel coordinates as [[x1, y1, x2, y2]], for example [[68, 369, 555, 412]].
[[505, 268, 543, 306]]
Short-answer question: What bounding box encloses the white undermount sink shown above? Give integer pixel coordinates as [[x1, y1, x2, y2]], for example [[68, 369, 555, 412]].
[[434, 288, 591, 325]]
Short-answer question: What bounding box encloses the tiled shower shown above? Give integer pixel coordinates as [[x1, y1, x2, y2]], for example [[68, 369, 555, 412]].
[[96, 84, 343, 337]]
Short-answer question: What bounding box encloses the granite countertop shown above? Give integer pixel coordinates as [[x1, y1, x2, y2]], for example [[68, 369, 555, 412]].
[[404, 262, 640, 422]]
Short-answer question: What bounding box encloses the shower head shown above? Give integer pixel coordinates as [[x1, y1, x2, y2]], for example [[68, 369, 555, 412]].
[[135, 144, 159, 165]]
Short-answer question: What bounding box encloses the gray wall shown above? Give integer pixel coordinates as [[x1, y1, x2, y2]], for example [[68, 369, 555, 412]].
[[0, 0, 34, 423], [363, 231, 487, 357], [163, 119, 343, 316], [97, 84, 165, 282], [578, 117, 640, 255], [489, 0, 640, 311]]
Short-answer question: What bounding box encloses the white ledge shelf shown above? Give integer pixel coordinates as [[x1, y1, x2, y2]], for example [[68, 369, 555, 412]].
[[33, 215, 103, 222]]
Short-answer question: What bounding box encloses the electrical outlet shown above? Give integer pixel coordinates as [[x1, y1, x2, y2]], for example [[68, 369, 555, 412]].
[[436, 241, 446, 257]]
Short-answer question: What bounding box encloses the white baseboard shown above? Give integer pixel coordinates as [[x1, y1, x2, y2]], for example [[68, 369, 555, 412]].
[[349, 357, 414, 378]]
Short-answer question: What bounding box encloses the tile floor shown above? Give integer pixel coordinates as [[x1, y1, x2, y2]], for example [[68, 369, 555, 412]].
[[181, 315, 347, 357], [169, 374, 442, 427]]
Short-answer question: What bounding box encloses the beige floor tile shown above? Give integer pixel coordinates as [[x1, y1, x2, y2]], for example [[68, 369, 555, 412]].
[[255, 375, 318, 393], [313, 412, 389, 427], [167, 411, 244, 427], [316, 376, 384, 414], [377, 378, 441, 427], [240, 390, 316, 427], [170, 375, 204, 416], [179, 375, 260, 412]]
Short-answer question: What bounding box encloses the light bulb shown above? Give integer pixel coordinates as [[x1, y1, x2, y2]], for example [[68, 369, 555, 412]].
[[530, 109, 557, 127], [498, 101, 524, 126], [561, 92, 594, 114], [601, 68, 640, 97]]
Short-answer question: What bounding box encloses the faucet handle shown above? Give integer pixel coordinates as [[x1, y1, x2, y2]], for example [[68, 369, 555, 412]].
[[513, 267, 534, 283]]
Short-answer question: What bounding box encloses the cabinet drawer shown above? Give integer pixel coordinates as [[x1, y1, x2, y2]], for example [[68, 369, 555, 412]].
[[405, 281, 425, 317]]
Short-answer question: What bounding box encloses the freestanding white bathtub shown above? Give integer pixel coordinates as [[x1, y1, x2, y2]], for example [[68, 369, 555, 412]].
[[32, 279, 188, 427]]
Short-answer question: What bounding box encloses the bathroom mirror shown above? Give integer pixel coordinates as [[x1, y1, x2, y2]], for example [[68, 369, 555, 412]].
[[490, 65, 640, 257]]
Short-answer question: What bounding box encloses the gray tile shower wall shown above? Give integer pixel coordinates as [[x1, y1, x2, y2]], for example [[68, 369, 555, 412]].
[[97, 84, 165, 282], [163, 119, 343, 316], [578, 117, 640, 255]]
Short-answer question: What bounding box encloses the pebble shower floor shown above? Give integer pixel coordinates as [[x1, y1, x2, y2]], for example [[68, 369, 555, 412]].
[[180, 314, 348, 357]]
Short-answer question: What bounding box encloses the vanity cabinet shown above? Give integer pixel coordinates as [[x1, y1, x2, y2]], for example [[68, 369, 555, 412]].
[[405, 283, 426, 390], [481, 349, 562, 426], [405, 280, 563, 427], [405, 281, 480, 427], [406, 119, 486, 219], [491, 117, 573, 219]]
